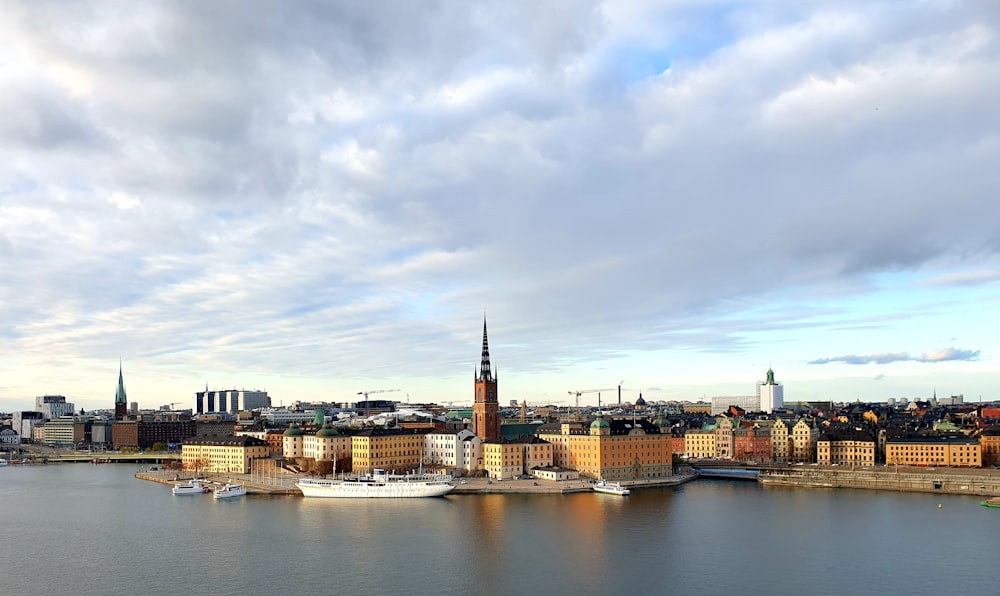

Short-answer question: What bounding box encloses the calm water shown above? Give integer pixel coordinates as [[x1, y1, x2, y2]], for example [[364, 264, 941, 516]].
[[2, 464, 997, 596]]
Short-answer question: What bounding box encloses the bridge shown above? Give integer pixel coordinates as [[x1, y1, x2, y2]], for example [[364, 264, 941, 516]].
[[22, 453, 179, 464]]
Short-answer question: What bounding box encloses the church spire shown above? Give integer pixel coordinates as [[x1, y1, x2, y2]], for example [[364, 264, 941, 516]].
[[478, 315, 493, 382], [115, 362, 127, 404]]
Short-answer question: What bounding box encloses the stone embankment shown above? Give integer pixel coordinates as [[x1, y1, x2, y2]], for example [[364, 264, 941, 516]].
[[759, 466, 1000, 497], [135, 469, 300, 495]]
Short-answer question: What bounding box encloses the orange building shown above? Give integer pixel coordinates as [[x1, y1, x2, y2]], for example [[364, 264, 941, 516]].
[[537, 416, 672, 482], [981, 428, 1000, 467]]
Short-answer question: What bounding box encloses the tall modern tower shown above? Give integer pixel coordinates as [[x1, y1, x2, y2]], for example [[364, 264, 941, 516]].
[[114, 364, 128, 420], [757, 367, 783, 414], [472, 316, 500, 441]]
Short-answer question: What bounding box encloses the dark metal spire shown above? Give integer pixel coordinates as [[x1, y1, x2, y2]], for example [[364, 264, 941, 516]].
[[479, 316, 493, 382]]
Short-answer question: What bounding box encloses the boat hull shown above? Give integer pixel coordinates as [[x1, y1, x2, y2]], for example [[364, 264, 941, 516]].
[[593, 481, 630, 496], [172, 480, 209, 495]]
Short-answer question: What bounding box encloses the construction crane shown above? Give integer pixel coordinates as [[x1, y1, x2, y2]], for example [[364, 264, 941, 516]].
[[170, 402, 184, 410], [568, 388, 615, 421], [357, 389, 400, 417]]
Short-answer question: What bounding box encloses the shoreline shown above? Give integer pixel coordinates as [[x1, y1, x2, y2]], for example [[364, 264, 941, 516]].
[[134, 469, 698, 496]]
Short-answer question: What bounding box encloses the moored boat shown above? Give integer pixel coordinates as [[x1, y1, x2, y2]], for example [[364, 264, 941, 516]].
[[297, 469, 455, 498], [981, 497, 1000, 509], [172, 479, 210, 495], [0, 458, 7, 467], [593, 480, 630, 496], [213, 483, 247, 499]]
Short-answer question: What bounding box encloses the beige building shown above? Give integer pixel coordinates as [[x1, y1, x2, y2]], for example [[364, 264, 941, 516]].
[[816, 430, 875, 466], [302, 423, 353, 463], [770, 419, 789, 463], [181, 435, 270, 474], [714, 418, 734, 460], [482, 436, 553, 480], [886, 436, 982, 467], [684, 429, 717, 459], [790, 419, 818, 463], [537, 416, 672, 482]]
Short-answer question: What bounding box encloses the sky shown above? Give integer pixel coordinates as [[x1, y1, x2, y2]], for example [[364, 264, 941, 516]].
[[2, 0, 999, 413]]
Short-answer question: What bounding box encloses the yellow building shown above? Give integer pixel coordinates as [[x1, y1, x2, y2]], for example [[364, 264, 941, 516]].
[[351, 428, 432, 474], [770, 419, 789, 463], [483, 436, 553, 480], [684, 429, 717, 459], [790, 419, 818, 463], [537, 416, 672, 482], [886, 436, 982, 467], [816, 430, 875, 466], [181, 435, 270, 474]]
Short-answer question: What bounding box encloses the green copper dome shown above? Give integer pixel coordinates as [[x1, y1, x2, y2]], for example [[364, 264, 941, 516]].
[[283, 423, 305, 437], [315, 423, 339, 437], [590, 416, 610, 430], [654, 415, 670, 428]]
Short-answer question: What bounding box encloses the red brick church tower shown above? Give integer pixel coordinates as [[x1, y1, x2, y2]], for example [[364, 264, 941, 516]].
[[472, 316, 500, 441]]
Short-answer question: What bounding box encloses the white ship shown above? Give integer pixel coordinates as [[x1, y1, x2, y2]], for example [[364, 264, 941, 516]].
[[213, 483, 247, 499], [297, 469, 455, 498], [172, 479, 210, 495], [593, 480, 630, 496]]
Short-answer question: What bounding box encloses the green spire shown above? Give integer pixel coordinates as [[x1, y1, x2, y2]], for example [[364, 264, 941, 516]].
[[115, 364, 127, 404]]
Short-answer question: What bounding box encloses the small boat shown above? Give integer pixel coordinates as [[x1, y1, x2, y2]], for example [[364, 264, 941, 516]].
[[172, 479, 210, 495], [981, 497, 1000, 509], [593, 480, 630, 496], [213, 483, 247, 500], [0, 458, 8, 467]]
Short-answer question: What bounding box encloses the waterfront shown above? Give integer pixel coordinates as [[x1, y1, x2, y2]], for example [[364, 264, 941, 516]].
[[3, 465, 997, 596]]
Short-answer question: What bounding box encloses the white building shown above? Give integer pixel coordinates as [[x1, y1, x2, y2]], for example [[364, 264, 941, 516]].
[[710, 395, 760, 415], [196, 389, 272, 414], [756, 368, 784, 414], [425, 429, 482, 476], [35, 395, 75, 419], [260, 408, 316, 425]]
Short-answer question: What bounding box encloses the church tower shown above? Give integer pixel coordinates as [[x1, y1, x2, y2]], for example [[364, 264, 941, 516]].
[[472, 316, 500, 441], [114, 363, 128, 420]]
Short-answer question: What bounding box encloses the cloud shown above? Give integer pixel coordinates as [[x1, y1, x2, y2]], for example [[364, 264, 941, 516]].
[[1, 1, 999, 406], [809, 348, 981, 365]]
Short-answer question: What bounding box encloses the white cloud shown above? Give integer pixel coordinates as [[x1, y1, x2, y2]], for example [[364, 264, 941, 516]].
[[1, 1, 999, 409]]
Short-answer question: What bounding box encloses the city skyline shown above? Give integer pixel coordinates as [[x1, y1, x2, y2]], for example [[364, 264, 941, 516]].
[[2, 2, 999, 412]]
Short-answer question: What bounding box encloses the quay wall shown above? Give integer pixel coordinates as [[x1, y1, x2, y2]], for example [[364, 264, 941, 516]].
[[760, 467, 1000, 497]]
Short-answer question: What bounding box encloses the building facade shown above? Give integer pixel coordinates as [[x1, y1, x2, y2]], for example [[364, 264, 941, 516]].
[[181, 435, 270, 474], [790, 419, 818, 463], [538, 416, 672, 482], [196, 388, 272, 414], [885, 436, 982, 467], [816, 430, 876, 466], [685, 429, 717, 459], [351, 428, 432, 474], [35, 395, 75, 420]]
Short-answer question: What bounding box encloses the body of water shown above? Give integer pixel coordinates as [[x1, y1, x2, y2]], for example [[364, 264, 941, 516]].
[[2, 464, 996, 595]]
